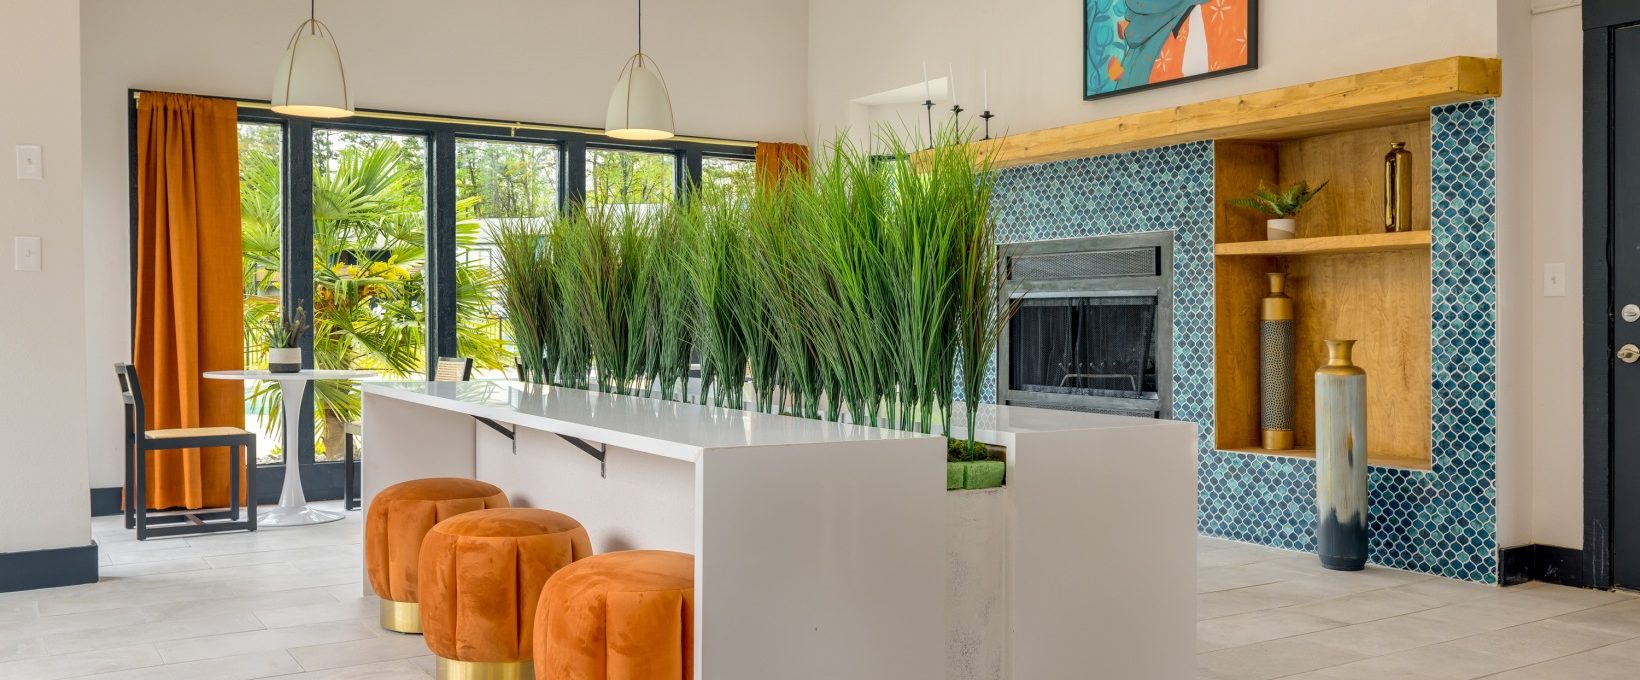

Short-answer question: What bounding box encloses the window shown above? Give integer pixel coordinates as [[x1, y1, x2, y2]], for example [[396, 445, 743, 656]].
[[238, 122, 285, 463], [585, 148, 676, 213], [153, 93, 750, 476], [455, 139, 562, 378], [701, 155, 755, 202], [309, 130, 430, 461]]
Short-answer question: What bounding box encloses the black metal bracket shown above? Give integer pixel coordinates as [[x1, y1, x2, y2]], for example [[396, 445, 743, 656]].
[[473, 416, 517, 454], [551, 432, 607, 478], [471, 415, 606, 477]]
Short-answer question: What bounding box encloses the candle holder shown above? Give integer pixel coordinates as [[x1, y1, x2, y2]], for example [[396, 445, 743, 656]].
[[923, 99, 936, 149], [950, 104, 964, 125], [980, 110, 995, 140]]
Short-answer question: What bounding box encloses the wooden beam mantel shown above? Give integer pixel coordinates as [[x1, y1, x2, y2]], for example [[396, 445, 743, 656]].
[[979, 56, 1501, 169]]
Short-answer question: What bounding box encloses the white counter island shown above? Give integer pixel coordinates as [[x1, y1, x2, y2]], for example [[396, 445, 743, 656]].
[[362, 381, 1196, 680]]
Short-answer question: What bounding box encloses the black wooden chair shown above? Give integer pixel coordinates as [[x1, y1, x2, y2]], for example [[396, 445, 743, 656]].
[[117, 363, 257, 540], [342, 357, 473, 510]]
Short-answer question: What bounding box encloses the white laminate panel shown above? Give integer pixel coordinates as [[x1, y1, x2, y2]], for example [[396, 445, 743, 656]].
[[359, 392, 476, 511], [475, 425, 695, 555], [696, 438, 947, 680], [1007, 422, 1199, 680]]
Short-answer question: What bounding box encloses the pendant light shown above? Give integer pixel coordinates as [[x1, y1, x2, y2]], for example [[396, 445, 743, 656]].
[[605, 0, 675, 140], [271, 0, 353, 119]]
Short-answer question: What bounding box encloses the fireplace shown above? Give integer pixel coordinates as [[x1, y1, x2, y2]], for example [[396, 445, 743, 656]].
[[997, 232, 1172, 418]]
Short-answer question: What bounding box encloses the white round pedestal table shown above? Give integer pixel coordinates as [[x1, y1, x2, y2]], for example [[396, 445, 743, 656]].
[[205, 369, 376, 527]]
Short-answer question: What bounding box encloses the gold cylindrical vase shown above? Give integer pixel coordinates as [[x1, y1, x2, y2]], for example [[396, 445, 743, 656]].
[[1259, 273, 1295, 450], [1384, 142, 1413, 232]]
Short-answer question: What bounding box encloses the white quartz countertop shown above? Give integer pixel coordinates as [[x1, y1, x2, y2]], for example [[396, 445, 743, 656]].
[[364, 380, 936, 462], [365, 380, 1190, 461]]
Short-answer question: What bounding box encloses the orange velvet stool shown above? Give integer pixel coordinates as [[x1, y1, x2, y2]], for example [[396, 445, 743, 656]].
[[365, 477, 508, 634], [534, 550, 696, 680], [420, 508, 593, 680]]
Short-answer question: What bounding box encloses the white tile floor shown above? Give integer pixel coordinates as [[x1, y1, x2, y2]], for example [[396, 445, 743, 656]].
[[1196, 536, 1640, 679], [2, 505, 1637, 679]]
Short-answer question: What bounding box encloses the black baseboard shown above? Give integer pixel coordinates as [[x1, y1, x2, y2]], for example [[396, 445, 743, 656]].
[[1499, 544, 1587, 588], [90, 487, 122, 517], [93, 461, 359, 516], [0, 542, 99, 593]]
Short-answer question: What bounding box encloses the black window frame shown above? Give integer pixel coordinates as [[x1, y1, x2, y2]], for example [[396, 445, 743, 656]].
[[127, 90, 753, 498]]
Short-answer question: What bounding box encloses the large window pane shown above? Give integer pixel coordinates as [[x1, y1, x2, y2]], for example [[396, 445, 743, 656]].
[[585, 148, 676, 213], [312, 130, 430, 461], [455, 139, 561, 379], [239, 122, 285, 464], [701, 155, 755, 202]]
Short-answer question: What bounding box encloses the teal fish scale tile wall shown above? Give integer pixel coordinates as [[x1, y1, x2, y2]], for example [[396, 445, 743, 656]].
[[984, 100, 1499, 582]]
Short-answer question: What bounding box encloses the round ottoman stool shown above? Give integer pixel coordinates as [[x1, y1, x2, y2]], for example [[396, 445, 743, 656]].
[[420, 508, 593, 680], [535, 550, 695, 680], [366, 478, 508, 634]]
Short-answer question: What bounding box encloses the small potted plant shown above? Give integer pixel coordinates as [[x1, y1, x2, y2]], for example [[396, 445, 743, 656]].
[[1230, 180, 1329, 241], [259, 307, 307, 373]]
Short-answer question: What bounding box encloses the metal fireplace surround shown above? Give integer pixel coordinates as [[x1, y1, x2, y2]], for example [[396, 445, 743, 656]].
[[997, 231, 1174, 418]]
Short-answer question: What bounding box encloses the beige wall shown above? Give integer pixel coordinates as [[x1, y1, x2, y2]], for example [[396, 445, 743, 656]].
[[1526, 0, 1584, 550], [78, 0, 809, 488], [808, 0, 1500, 142], [0, 0, 91, 553]]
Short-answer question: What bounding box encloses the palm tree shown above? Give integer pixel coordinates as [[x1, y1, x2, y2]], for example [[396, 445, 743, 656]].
[[240, 138, 509, 460]]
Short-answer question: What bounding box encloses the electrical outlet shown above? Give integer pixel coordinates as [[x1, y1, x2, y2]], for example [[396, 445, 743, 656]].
[[1544, 262, 1566, 297], [15, 145, 41, 180], [14, 236, 40, 271]]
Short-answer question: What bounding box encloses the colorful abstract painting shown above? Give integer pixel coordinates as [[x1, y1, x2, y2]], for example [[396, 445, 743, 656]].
[[1084, 0, 1257, 100]]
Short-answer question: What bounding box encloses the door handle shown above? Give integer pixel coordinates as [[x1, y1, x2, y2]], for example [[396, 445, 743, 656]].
[[1620, 344, 1640, 364]]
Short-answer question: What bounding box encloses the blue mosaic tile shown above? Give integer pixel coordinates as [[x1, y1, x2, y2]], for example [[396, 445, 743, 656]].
[[985, 100, 1499, 583]]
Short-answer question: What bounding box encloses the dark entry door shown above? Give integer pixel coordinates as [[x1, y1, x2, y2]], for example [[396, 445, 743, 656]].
[[1588, 1, 1640, 590]]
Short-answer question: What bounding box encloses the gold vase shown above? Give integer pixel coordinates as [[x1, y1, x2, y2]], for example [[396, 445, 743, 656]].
[[1259, 273, 1294, 450], [1384, 142, 1413, 232]]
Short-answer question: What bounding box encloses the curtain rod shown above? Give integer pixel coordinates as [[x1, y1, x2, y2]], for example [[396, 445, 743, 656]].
[[131, 90, 758, 148]]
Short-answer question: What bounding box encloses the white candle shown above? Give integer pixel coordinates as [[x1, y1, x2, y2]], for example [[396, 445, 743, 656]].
[[983, 69, 990, 111], [923, 62, 931, 102], [948, 64, 958, 106]]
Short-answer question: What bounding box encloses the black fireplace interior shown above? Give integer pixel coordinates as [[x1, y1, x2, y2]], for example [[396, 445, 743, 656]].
[[1007, 295, 1159, 402]]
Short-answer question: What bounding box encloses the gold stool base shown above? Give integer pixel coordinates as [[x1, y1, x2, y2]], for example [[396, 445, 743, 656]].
[[379, 599, 422, 634], [436, 657, 533, 680]]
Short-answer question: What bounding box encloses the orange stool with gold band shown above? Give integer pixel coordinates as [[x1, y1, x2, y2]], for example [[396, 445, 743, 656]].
[[420, 508, 593, 680], [534, 550, 696, 680], [365, 478, 508, 634]]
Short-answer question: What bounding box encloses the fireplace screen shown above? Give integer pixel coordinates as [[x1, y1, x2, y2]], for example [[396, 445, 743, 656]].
[[1007, 296, 1159, 402], [997, 232, 1172, 418]]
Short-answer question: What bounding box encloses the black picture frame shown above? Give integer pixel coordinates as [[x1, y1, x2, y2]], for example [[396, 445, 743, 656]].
[[1082, 0, 1260, 101]]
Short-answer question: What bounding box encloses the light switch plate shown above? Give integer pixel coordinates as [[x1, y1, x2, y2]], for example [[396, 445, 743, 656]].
[[1544, 262, 1566, 298], [15, 145, 42, 180], [14, 236, 40, 271]]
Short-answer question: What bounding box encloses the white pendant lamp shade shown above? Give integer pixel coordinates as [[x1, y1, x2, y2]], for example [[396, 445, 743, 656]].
[[605, 54, 675, 141], [271, 18, 353, 119]]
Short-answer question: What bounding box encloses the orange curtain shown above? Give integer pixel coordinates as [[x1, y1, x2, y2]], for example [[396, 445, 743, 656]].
[[133, 92, 245, 510], [754, 142, 809, 188]]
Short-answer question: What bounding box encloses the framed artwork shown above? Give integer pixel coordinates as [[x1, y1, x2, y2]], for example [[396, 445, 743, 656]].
[[1084, 0, 1259, 101]]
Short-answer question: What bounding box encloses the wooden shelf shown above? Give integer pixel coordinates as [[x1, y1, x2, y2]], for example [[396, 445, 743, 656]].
[[1216, 446, 1432, 471], [1215, 231, 1431, 257], [973, 56, 1500, 170]]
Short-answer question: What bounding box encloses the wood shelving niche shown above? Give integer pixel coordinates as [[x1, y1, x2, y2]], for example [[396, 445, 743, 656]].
[[1213, 121, 1435, 471]]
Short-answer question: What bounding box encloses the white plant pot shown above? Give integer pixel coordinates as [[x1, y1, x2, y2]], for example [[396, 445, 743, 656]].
[[1267, 218, 1297, 241], [267, 347, 302, 373]]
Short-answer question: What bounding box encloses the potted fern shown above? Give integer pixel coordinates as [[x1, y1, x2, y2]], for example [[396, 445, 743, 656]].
[[1230, 181, 1329, 241], [258, 306, 308, 373]]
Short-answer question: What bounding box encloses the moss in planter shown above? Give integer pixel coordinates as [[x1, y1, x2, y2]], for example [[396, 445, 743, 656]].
[[946, 460, 1006, 490]]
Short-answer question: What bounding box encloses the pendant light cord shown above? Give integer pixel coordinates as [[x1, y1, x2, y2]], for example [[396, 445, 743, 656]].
[[309, 0, 317, 35]]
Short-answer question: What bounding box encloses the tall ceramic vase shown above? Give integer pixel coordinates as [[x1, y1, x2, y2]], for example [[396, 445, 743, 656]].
[[1315, 339, 1368, 571], [1260, 273, 1294, 450]]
